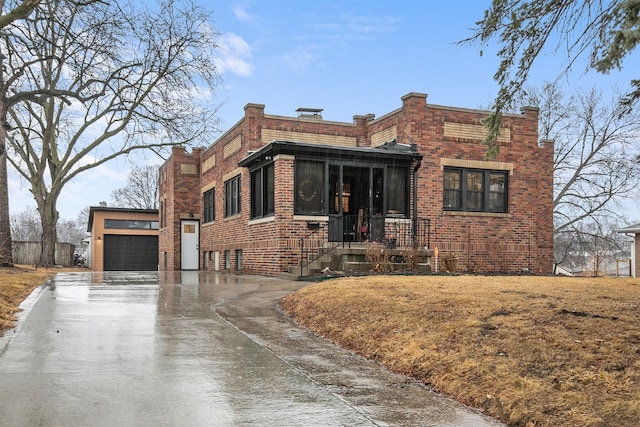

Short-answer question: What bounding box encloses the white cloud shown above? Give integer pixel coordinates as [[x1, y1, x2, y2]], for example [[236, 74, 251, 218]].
[[278, 13, 400, 73], [282, 47, 323, 73], [215, 33, 254, 77], [232, 4, 254, 23], [313, 14, 400, 42]]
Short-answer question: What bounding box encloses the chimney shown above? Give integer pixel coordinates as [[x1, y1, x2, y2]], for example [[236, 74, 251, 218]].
[[296, 107, 323, 120]]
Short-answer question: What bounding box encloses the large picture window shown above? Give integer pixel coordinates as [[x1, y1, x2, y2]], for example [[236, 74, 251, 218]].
[[251, 163, 274, 219], [203, 188, 215, 223], [295, 160, 325, 215], [224, 175, 241, 217], [443, 168, 508, 213]]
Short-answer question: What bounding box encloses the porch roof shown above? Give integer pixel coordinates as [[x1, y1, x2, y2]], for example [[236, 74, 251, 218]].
[[238, 139, 422, 168]]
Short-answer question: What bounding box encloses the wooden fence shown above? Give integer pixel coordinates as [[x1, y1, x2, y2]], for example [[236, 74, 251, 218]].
[[12, 241, 76, 267]]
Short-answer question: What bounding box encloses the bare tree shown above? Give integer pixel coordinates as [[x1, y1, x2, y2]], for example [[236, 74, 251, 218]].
[[9, 207, 41, 241], [519, 82, 640, 271], [462, 0, 640, 157], [57, 217, 86, 247], [0, 0, 42, 266], [11, 206, 87, 268], [110, 165, 159, 210], [3, 0, 220, 265], [554, 220, 631, 276], [0, 1, 40, 29], [521, 82, 640, 230]]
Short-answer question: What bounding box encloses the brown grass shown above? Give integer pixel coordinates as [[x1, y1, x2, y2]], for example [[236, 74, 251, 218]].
[[280, 275, 640, 427], [0, 265, 68, 336]]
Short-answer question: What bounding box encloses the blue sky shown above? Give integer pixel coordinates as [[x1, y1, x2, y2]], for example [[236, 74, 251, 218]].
[[8, 0, 639, 221], [211, 0, 504, 127]]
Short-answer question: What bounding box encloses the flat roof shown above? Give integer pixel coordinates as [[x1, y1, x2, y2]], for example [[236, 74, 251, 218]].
[[618, 223, 640, 234], [87, 206, 159, 232]]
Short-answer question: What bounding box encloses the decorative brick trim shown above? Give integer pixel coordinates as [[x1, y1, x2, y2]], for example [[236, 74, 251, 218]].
[[441, 158, 514, 175], [262, 129, 356, 147], [223, 135, 242, 159], [371, 126, 398, 147], [444, 121, 510, 143], [201, 182, 216, 193], [202, 154, 216, 172], [222, 167, 243, 182], [180, 163, 197, 175]]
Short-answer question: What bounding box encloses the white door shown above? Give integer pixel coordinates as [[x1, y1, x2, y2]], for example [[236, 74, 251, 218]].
[[180, 220, 199, 270]]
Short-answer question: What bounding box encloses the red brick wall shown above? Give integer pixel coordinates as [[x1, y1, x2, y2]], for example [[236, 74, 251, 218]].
[[158, 146, 201, 270], [159, 93, 554, 275]]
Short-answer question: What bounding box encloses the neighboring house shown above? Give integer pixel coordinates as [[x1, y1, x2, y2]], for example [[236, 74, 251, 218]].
[[617, 224, 640, 277], [159, 92, 554, 276], [87, 206, 159, 271]]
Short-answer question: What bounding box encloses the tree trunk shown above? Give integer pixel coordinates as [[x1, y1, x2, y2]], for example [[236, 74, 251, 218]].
[[38, 197, 58, 266], [0, 104, 14, 267]]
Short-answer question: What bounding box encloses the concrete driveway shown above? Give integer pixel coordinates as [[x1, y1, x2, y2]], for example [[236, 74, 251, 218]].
[[0, 271, 503, 426]]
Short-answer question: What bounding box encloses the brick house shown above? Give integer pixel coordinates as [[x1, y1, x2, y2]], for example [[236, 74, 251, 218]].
[[158, 92, 554, 276]]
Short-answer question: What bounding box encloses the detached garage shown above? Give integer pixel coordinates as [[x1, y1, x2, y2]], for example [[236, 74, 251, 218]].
[[87, 207, 159, 271]]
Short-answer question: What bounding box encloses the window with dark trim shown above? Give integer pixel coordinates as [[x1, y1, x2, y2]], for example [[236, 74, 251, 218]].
[[443, 168, 508, 213], [203, 188, 215, 223], [224, 175, 241, 217], [104, 219, 159, 229], [387, 166, 408, 215], [295, 160, 325, 215], [250, 163, 274, 219]]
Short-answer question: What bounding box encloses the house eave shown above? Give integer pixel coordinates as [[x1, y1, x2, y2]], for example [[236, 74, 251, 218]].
[[618, 224, 640, 234], [239, 140, 422, 168]]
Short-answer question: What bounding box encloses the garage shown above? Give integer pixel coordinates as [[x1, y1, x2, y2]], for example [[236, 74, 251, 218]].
[[103, 235, 158, 271], [87, 207, 159, 271]]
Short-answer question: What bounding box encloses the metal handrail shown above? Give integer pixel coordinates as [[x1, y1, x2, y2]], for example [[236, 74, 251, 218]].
[[298, 216, 341, 277]]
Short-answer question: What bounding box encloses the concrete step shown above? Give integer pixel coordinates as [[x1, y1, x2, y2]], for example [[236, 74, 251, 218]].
[[278, 271, 303, 281]]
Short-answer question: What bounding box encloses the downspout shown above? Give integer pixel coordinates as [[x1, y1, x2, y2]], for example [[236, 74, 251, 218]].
[[412, 155, 422, 248]]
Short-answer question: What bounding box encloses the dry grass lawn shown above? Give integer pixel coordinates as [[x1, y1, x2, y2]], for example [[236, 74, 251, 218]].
[[281, 275, 640, 427], [0, 265, 67, 336]]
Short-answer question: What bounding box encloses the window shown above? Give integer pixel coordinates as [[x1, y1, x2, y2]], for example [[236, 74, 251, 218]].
[[203, 188, 215, 223], [489, 172, 507, 212], [443, 168, 508, 213], [295, 160, 325, 215], [224, 175, 241, 217], [250, 163, 274, 219], [236, 249, 242, 270], [443, 169, 461, 210], [466, 171, 484, 211], [104, 219, 159, 229], [387, 166, 407, 215]]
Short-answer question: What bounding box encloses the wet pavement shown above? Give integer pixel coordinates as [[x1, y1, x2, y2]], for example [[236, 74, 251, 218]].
[[0, 271, 504, 426]]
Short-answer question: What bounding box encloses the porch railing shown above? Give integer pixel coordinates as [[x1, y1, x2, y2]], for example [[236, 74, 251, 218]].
[[298, 215, 431, 276], [382, 217, 431, 250]]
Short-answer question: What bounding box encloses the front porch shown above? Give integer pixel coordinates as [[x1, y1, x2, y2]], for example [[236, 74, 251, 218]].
[[285, 216, 434, 279]]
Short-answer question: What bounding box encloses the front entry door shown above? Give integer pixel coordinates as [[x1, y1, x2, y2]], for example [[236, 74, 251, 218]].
[[328, 165, 381, 242], [180, 220, 199, 270]]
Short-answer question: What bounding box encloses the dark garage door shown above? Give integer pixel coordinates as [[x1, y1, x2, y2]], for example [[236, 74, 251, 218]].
[[103, 235, 158, 271]]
